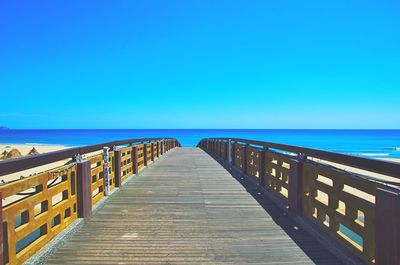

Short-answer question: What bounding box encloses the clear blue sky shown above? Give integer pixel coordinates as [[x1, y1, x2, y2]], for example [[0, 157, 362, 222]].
[[0, 0, 399, 129]]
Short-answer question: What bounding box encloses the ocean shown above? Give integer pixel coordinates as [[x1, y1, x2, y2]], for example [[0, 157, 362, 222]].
[[0, 129, 400, 158]]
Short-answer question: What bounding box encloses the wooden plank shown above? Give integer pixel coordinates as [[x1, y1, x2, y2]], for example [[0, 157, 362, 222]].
[[46, 148, 343, 265]]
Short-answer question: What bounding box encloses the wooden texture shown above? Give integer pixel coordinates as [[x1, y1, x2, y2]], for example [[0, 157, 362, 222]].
[[114, 150, 122, 187], [77, 161, 92, 218], [120, 147, 133, 182], [302, 160, 386, 264], [136, 144, 145, 171], [88, 155, 105, 206], [0, 163, 77, 264], [265, 150, 291, 201], [46, 148, 342, 265], [375, 187, 400, 265]]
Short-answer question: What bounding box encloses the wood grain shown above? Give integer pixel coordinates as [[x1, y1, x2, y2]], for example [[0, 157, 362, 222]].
[[46, 148, 342, 265]]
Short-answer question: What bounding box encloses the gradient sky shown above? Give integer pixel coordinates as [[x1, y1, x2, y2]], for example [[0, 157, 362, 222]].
[[0, 0, 399, 129]]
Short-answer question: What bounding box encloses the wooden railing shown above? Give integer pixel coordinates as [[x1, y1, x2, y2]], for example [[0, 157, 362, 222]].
[[0, 137, 179, 265], [198, 138, 400, 265]]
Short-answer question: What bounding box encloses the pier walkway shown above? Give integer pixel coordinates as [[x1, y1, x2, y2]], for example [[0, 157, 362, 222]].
[[46, 148, 342, 265]]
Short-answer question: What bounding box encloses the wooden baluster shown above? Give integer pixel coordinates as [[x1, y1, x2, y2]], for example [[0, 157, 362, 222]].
[[143, 143, 148, 166], [242, 144, 248, 175], [114, 149, 122, 187], [288, 157, 303, 214], [258, 148, 266, 186], [151, 142, 154, 161], [132, 146, 138, 174], [76, 159, 92, 218]]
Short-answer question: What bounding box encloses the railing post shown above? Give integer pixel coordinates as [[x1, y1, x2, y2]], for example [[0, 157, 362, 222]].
[[375, 186, 400, 265], [258, 148, 266, 186], [114, 148, 122, 187], [242, 144, 248, 175], [143, 143, 148, 166], [0, 191, 3, 265], [288, 158, 303, 214], [224, 140, 229, 162], [227, 140, 232, 164], [151, 142, 155, 161], [160, 140, 164, 155], [156, 142, 159, 157], [76, 159, 92, 218], [132, 145, 138, 174]]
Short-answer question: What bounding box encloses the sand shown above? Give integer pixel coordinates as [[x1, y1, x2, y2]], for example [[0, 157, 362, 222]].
[[0, 144, 71, 183], [0, 144, 69, 157], [0, 144, 106, 184]]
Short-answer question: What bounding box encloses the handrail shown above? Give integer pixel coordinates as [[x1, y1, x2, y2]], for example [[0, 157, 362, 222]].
[[200, 137, 400, 179], [0, 137, 180, 176]]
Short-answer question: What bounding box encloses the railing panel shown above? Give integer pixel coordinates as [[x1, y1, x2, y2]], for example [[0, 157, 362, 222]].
[[120, 147, 133, 182], [246, 146, 261, 179], [146, 144, 152, 165], [264, 151, 291, 201], [0, 164, 77, 264], [88, 155, 104, 206], [233, 143, 245, 170], [137, 144, 145, 171], [302, 160, 387, 264], [152, 143, 156, 161]]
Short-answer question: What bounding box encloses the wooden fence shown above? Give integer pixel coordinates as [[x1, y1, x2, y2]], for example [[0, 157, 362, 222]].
[[198, 138, 400, 265], [0, 138, 179, 265]]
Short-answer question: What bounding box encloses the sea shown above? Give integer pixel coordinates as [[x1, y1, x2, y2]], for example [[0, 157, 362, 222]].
[[0, 129, 400, 158]]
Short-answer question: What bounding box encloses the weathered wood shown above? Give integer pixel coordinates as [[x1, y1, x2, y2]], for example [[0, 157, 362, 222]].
[[114, 150, 122, 187], [46, 148, 342, 265], [375, 186, 400, 265], [288, 159, 302, 214], [132, 146, 138, 175], [77, 161, 92, 218]]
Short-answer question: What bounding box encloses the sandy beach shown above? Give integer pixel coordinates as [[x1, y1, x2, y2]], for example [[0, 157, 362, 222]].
[[0, 144, 70, 183], [0, 144, 69, 157]]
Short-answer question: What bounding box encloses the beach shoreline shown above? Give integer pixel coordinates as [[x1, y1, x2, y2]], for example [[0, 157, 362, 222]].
[[0, 144, 70, 183]]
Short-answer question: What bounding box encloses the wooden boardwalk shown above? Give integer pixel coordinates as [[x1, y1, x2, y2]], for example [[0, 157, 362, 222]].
[[46, 148, 343, 265]]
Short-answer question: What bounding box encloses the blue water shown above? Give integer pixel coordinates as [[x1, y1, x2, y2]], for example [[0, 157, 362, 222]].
[[0, 129, 400, 158]]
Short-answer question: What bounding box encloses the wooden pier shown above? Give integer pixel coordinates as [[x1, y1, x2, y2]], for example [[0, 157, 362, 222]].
[[0, 137, 399, 265], [46, 148, 342, 264]]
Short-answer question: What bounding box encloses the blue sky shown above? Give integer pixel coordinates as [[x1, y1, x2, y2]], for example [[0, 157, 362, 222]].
[[0, 0, 399, 129]]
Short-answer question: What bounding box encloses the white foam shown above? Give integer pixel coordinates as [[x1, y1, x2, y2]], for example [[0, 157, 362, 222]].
[[25, 142, 61, 146], [359, 153, 390, 157]]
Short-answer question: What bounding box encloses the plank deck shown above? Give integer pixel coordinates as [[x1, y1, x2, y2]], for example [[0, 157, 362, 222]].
[[46, 148, 343, 265]]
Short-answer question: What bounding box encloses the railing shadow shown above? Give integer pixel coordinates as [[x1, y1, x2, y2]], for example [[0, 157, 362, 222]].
[[210, 153, 347, 265]]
